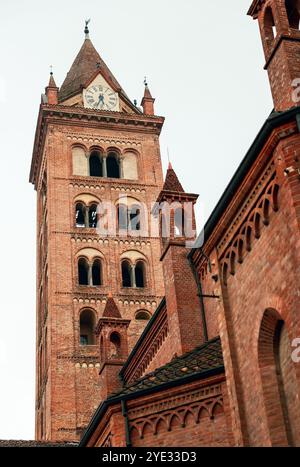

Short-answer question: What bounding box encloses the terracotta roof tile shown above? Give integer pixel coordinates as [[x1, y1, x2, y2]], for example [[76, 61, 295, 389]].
[[102, 296, 121, 318], [59, 38, 125, 103], [109, 336, 223, 399], [48, 73, 57, 89], [143, 84, 153, 99], [162, 164, 185, 192]]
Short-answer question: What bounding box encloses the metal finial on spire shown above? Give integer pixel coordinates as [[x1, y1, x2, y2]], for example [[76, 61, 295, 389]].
[[50, 65, 53, 75], [144, 76, 148, 87], [85, 18, 91, 38]]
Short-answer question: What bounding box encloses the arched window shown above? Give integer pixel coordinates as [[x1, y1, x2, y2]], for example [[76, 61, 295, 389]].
[[264, 7, 277, 47], [118, 205, 128, 231], [75, 203, 85, 228], [135, 261, 146, 288], [174, 207, 184, 237], [80, 309, 96, 345], [78, 258, 89, 285], [89, 204, 98, 228], [135, 310, 151, 320], [122, 260, 132, 287], [129, 205, 141, 231], [107, 153, 120, 178], [110, 332, 121, 358], [286, 0, 300, 29], [92, 259, 102, 286], [258, 309, 300, 446], [117, 204, 142, 232], [89, 151, 102, 177]]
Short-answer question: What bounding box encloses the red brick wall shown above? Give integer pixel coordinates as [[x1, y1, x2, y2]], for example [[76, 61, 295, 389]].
[[34, 115, 166, 441], [162, 243, 204, 356], [88, 378, 233, 447], [197, 128, 300, 446]]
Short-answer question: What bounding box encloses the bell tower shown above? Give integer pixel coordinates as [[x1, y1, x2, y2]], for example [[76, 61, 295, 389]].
[[30, 24, 165, 441], [248, 0, 300, 111]]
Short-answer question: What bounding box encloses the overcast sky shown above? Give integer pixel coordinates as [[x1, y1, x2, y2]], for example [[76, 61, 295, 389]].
[[0, 0, 272, 440]]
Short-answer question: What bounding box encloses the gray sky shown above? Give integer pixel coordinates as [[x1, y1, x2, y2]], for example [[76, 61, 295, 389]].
[[0, 0, 272, 439]]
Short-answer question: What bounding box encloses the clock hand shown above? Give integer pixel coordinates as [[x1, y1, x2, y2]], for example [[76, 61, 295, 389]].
[[94, 94, 104, 108]]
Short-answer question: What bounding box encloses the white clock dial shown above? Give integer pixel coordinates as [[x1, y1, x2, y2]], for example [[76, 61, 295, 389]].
[[84, 85, 118, 111]]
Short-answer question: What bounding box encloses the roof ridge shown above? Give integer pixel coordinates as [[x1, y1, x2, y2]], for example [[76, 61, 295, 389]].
[[59, 38, 126, 103]]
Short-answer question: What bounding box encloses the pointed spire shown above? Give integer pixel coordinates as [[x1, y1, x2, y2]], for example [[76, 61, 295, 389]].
[[163, 163, 185, 192], [59, 33, 126, 103], [141, 77, 155, 115], [45, 68, 59, 105], [48, 70, 57, 89], [102, 294, 122, 319], [143, 77, 153, 99]]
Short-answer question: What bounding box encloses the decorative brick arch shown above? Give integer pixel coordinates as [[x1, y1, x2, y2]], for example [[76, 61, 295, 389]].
[[257, 307, 300, 446]]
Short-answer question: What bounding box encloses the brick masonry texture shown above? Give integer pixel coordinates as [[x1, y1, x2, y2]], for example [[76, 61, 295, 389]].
[[31, 0, 300, 448]]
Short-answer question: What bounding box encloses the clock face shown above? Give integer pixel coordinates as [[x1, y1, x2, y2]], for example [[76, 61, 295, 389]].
[[84, 85, 118, 111]]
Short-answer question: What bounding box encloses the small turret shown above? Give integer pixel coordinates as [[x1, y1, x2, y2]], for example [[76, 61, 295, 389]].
[[95, 294, 130, 400], [45, 70, 59, 105], [141, 79, 155, 115]]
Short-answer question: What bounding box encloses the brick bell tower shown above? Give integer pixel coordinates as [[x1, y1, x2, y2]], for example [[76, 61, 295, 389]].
[[30, 22, 165, 441], [248, 0, 300, 111]]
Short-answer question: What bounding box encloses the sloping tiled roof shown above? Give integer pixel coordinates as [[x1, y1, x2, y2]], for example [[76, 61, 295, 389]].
[[109, 336, 223, 400], [143, 84, 153, 100], [59, 38, 125, 102], [162, 163, 185, 192], [0, 440, 77, 448], [47, 73, 57, 89], [102, 296, 121, 318], [80, 336, 224, 446]]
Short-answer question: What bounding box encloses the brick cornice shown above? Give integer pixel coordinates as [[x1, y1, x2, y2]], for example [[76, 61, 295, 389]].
[[30, 104, 165, 187]]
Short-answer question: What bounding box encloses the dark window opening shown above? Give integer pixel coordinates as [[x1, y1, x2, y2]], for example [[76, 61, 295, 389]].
[[110, 332, 121, 357], [78, 258, 89, 285], [122, 261, 132, 287], [92, 259, 102, 286], [130, 206, 141, 231], [286, 0, 300, 29], [135, 261, 145, 288], [89, 152, 103, 177], [89, 204, 98, 228], [136, 310, 151, 320], [76, 203, 85, 228], [79, 310, 96, 345], [80, 335, 88, 346], [107, 153, 120, 178]]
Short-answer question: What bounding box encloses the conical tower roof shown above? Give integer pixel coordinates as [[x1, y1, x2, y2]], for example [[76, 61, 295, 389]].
[[48, 72, 57, 88], [162, 162, 185, 192], [102, 294, 122, 319], [59, 37, 126, 103]]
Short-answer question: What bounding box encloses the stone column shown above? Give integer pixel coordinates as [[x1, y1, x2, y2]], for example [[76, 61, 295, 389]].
[[84, 207, 90, 228], [131, 265, 136, 288], [88, 264, 93, 286], [102, 156, 107, 177], [119, 157, 124, 179]]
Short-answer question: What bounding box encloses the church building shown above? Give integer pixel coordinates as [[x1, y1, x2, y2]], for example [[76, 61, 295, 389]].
[[30, 0, 300, 447]]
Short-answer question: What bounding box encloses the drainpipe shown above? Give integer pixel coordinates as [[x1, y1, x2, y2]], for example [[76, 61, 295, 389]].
[[121, 399, 132, 447], [188, 253, 209, 342]]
